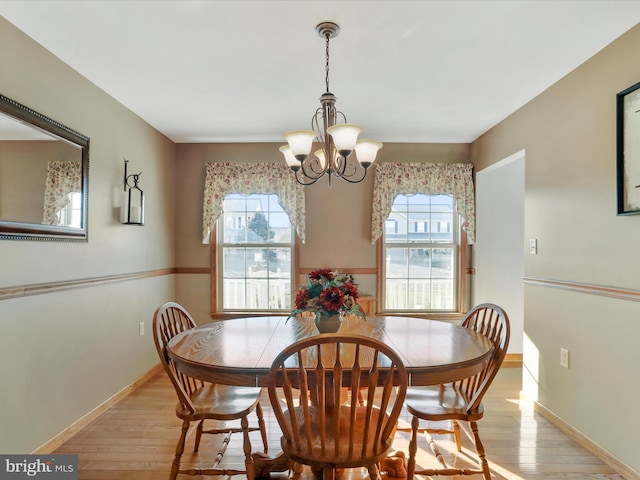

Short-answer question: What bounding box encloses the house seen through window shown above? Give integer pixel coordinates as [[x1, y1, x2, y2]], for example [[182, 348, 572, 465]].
[[217, 193, 293, 312], [382, 193, 457, 312]]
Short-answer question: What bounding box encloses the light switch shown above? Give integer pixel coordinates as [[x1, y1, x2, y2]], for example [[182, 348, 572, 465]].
[[560, 348, 570, 368], [529, 238, 537, 255]]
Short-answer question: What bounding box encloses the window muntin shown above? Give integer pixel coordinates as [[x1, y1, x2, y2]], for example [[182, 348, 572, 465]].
[[383, 194, 457, 312], [218, 193, 293, 312]]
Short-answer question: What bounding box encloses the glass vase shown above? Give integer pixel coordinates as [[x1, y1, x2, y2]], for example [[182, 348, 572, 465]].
[[315, 312, 343, 333]]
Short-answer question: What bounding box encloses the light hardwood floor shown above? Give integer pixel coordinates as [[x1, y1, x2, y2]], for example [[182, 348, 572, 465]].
[[54, 368, 625, 480]]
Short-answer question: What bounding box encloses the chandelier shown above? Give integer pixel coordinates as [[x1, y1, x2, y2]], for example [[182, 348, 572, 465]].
[[279, 22, 382, 186]]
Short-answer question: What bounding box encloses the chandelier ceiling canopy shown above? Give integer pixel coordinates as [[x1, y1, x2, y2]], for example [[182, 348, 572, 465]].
[[280, 22, 382, 186]]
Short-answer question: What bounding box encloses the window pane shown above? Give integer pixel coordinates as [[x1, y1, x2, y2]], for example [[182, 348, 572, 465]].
[[267, 247, 291, 277], [223, 212, 247, 243], [388, 197, 408, 243], [385, 247, 409, 278], [269, 212, 292, 241], [433, 248, 453, 279], [406, 194, 430, 212], [223, 248, 246, 278], [268, 280, 290, 309], [386, 278, 408, 310], [408, 248, 430, 277]]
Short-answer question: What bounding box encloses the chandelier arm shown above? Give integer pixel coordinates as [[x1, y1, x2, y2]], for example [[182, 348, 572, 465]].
[[294, 168, 321, 186], [335, 111, 347, 124], [335, 164, 367, 184], [311, 108, 324, 141], [334, 154, 349, 176], [303, 156, 328, 176]]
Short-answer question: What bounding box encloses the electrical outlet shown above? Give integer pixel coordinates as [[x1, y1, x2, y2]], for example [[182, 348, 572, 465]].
[[139, 321, 145, 336], [529, 238, 538, 255], [560, 347, 570, 368]]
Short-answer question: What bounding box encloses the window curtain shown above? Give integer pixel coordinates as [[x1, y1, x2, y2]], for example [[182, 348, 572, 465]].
[[371, 162, 475, 243], [202, 162, 306, 244], [42, 160, 82, 225]]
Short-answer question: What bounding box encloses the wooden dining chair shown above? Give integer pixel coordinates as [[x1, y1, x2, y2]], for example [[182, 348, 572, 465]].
[[402, 303, 510, 480], [152, 302, 268, 480], [267, 333, 408, 480]]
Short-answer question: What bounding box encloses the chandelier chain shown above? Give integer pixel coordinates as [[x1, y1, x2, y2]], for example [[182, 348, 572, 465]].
[[325, 32, 331, 93]]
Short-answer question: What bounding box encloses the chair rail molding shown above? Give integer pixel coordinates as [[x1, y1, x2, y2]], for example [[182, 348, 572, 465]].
[[523, 276, 640, 303], [0, 268, 174, 301]]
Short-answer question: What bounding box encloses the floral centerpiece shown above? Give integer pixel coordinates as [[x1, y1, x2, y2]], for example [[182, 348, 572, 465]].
[[290, 269, 364, 325]]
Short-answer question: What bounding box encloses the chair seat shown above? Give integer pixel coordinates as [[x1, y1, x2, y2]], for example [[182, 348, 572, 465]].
[[177, 384, 263, 420], [405, 385, 484, 422], [281, 405, 395, 467]]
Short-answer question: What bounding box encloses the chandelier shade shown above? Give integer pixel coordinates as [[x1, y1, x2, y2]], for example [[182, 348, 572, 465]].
[[280, 22, 382, 185], [355, 140, 384, 168], [283, 130, 316, 161]]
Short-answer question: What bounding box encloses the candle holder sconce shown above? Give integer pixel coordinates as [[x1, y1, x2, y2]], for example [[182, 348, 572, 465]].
[[121, 159, 145, 225]]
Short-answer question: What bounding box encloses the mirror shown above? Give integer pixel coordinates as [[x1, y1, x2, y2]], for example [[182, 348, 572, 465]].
[[0, 94, 89, 241]]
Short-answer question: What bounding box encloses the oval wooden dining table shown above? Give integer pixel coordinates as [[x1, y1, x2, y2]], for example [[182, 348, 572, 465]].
[[166, 314, 494, 477], [167, 314, 493, 387]]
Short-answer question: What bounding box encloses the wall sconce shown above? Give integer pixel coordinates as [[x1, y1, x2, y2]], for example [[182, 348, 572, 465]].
[[120, 159, 144, 225]]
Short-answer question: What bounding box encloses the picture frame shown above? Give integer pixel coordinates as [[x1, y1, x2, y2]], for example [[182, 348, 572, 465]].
[[616, 81, 640, 215]]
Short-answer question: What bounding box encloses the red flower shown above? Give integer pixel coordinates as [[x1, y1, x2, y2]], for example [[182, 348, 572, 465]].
[[309, 268, 334, 281], [294, 289, 310, 310], [341, 283, 359, 301], [319, 286, 344, 312]]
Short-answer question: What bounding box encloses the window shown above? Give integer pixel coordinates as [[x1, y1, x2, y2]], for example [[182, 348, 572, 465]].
[[385, 219, 398, 234], [56, 192, 82, 227], [413, 221, 428, 233], [382, 194, 458, 312], [217, 193, 293, 312]]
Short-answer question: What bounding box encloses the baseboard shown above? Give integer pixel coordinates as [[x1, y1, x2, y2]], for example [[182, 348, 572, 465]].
[[520, 393, 639, 480], [502, 353, 522, 368], [31, 363, 163, 454]]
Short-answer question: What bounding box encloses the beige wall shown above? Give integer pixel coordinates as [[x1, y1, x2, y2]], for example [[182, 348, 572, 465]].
[[0, 18, 176, 453], [174, 142, 470, 320], [472, 24, 640, 473]]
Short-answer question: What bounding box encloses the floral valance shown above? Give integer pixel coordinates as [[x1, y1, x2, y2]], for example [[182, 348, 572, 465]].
[[42, 160, 82, 225], [202, 162, 306, 244], [371, 162, 475, 244]]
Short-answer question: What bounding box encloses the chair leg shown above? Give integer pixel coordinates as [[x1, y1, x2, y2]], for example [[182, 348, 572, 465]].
[[407, 416, 419, 479], [469, 421, 491, 480], [241, 415, 255, 480], [323, 466, 335, 480], [452, 420, 461, 452], [170, 419, 189, 480], [367, 463, 381, 480], [255, 401, 269, 453], [194, 419, 204, 452], [292, 462, 304, 480]]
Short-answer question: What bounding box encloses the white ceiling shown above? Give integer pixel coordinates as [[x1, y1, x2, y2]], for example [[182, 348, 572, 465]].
[[1, 1, 639, 144]]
